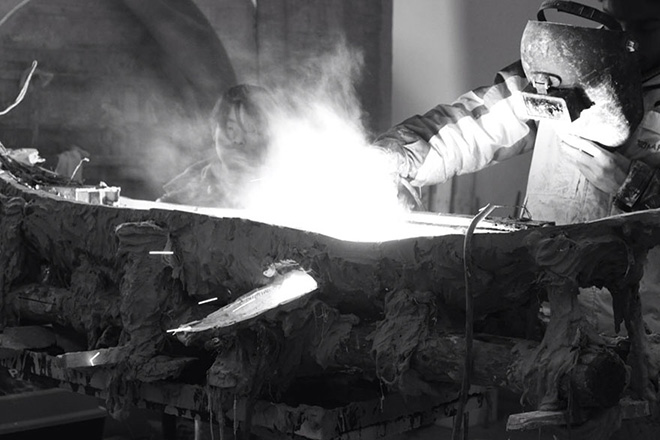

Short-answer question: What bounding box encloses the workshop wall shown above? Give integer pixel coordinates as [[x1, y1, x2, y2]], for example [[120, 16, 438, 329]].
[[0, 0, 392, 200], [254, 0, 392, 135], [196, 0, 393, 151], [0, 0, 216, 199], [453, 0, 540, 216]]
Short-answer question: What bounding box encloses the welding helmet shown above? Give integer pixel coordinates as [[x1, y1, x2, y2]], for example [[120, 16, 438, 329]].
[[520, 0, 644, 147]]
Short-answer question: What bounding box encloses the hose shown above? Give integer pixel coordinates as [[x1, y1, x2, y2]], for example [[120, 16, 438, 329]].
[[452, 203, 499, 440], [0, 60, 37, 116], [0, 0, 31, 28]]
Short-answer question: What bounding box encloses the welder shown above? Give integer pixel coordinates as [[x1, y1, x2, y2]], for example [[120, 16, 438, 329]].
[[157, 84, 274, 207], [374, 0, 660, 334]]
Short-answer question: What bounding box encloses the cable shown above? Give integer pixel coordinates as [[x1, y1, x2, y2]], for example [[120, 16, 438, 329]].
[[0, 0, 32, 28], [0, 60, 37, 116], [0, 1, 38, 118], [452, 203, 499, 440]]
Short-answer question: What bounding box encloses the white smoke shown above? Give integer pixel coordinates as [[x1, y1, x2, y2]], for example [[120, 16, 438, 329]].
[[235, 40, 409, 239]]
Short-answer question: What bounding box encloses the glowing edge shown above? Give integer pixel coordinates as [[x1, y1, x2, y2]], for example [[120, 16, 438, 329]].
[[167, 269, 318, 333]]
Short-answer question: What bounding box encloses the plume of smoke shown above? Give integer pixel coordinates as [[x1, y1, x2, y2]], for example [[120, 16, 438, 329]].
[[234, 39, 408, 235], [267, 36, 367, 130], [94, 70, 217, 200], [112, 35, 407, 235]]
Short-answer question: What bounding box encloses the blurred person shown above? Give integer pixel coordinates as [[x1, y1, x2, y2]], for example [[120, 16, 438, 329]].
[[157, 84, 273, 207]]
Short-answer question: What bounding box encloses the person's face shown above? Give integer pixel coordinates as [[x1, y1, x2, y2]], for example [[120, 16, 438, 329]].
[[601, 0, 660, 72], [214, 104, 266, 169]]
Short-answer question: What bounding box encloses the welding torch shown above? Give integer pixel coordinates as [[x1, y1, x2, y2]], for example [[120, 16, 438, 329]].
[[398, 177, 425, 211]]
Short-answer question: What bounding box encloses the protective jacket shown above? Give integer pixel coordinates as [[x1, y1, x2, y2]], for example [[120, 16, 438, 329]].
[[158, 157, 230, 207], [375, 61, 660, 334], [376, 60, 660, 222]]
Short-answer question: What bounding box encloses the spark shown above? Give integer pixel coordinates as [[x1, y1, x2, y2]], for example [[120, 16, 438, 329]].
[[89, 351, 100, 366], [166, 326, 192, 334], [149, 250, 174, 255], [232, 297, 257, 312], [167, 269, 319, 333], [198, 297, 218, 305]]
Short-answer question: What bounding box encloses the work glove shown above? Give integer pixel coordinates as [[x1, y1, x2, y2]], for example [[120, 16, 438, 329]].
[[558, 132, 631, 195], [370, 137, 425, 211], [371, 135, 412, 179], [372, 129, 437, 183], [559, 132, 660, 211]]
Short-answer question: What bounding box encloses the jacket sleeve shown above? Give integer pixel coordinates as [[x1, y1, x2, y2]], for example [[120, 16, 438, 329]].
[[159, 158, 213, 204], [374, 61, 538, 186]]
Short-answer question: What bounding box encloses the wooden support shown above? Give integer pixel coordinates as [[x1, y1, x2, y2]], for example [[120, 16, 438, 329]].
[[249, 390, 487, 440], [55, 347, 126, 369], [2, 170, 660, 426], [0, 347, 490, 440], [507, 410, 576, 431], [0, 325, 56, 350], [506, 398, 650, 431], [0, 348, 206, 416]]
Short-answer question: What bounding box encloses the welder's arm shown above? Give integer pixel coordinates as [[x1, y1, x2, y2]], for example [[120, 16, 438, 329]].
[[374, 61, 537, 187]]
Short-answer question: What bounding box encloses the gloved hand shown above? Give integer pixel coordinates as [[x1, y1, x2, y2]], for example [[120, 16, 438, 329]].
[[371, 136, 412, 179], [397, 178, 425, 211], [369, 137, 425, 210], [558, 132, 631, 194]]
